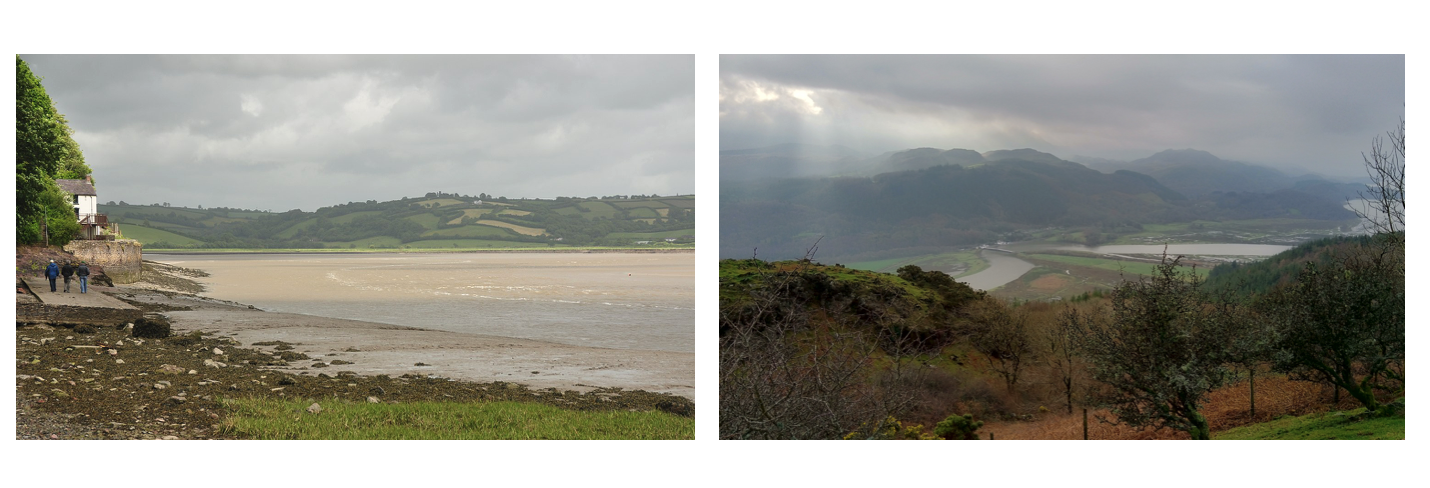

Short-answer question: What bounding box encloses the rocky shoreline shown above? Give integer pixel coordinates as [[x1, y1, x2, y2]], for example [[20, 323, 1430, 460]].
[[15, 261, 694, 440]]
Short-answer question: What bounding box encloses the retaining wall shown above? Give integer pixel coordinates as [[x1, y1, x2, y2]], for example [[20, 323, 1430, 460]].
[[64, 239, 143, 284]]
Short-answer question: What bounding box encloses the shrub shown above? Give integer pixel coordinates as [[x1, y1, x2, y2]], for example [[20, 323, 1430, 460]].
[[935, 413, 984, 440]]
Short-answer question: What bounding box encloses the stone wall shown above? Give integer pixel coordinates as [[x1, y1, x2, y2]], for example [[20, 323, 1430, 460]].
[[64, 239, 143, 284]]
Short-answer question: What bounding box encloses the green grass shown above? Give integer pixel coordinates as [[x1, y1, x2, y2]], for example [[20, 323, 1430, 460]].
[[328, 210, 384, 224], [1024, 253, 1209, 278], [422, 225, 517, 238], [217, 397, 693, 440], [577, 201, 620, 219], [1214, 409, 1404, 440], [607, 228, 695, 239], [401, 239, 558, 249], [323, 236, 404, 248], [404, 213, 441, 230], [274, 218, 317, 239], [116, 224, 205, 246], [627, 207, 660, 218], [845, 250, 988, 278]]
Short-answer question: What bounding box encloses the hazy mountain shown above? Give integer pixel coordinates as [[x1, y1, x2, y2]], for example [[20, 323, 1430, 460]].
[[721, 151, 1192, 260], [1082, 149, 1298, 197]]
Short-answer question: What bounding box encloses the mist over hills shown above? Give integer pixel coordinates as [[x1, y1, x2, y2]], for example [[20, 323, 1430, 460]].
[[720, 144, 1359, 260]]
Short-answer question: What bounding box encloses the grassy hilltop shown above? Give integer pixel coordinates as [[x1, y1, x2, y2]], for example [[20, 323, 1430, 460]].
[[100, 193, 695, 250]]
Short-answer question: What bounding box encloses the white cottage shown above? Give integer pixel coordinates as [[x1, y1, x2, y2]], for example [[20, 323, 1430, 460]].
[[55, 175, 112, 240]]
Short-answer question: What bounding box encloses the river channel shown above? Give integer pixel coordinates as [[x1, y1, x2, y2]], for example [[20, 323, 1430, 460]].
[[956, 243, 1295, 291]]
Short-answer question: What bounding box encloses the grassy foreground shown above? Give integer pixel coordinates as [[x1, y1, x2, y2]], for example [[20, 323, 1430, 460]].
[[1213, 409, 1405, 440], [218, 397, 694, 440]]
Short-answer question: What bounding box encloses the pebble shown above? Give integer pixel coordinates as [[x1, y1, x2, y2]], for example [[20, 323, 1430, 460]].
[[114, 359, 124, 364], [306, 403, 322, 414], [367, 396, 380, 403], [213, 348, 224, 355], [153, 383, 166, 390]]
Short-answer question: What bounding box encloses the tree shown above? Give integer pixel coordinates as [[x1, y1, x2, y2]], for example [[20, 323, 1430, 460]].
[[969, 298, 1033, 392], [1062, 256, 1243, 440], [1351, 118, 1404, 238], [1259, 242, 1403, 414], [15, 56, 72, 243]]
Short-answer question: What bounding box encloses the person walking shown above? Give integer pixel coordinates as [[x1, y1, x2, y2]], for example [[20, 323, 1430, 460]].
[[77, 261, 90, 294], [46, 260, 59, 292], [61, 261, 75, 293]]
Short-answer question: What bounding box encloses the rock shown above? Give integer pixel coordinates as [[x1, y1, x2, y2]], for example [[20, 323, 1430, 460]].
[[212, 347, 224, 355], [153, 383, 167, 390], [367, 396, 380, 403], [306, 403, 322, 414], [203, 359, 219, 368], [114, 359, 125, 364], [310, 362, 328, 368], [414, 362, 428, 366], [131, 316, 171, 339], [228, 384, 241, 391], [277, 377, 296, 386], [188, 370, 197, 375], [158, 364, 184, 374], [108, 349, 118, 356], [161, 436, 179, 440], [167, 396, 186, 404]]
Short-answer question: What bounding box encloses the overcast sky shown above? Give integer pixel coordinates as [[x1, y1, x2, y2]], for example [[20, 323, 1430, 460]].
[[24, 54, 693, 211], [721, 55, 1404, 178]]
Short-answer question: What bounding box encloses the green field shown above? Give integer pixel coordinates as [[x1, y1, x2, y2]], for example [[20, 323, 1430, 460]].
[[402, 239, 558, 249], [845, 250, 988, 278], [577, 201, 620, 219], [218, 397, 693, 440], [404, 213, 440, 230], [324, 236, 404, 248], [627, 207, 660, 218], [1214, 408, 1404, 440], [422, 225, 517, 238], [274, 218, 317, 239], [611, 201, 667, 209], [117, 224, 205, 247], [329, 210, 383, 224], [608, 228, 695, 239], [1024, 253, 1209, 278]]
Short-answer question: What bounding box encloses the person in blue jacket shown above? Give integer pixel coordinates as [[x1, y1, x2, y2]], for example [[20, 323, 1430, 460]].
[[46, 259, 59, 292]]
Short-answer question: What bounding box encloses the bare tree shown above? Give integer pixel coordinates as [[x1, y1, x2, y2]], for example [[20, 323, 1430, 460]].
[[1352, 118, 1405, 237], [969, 298, 1033, 393], [1044, 313, 1082, 414]]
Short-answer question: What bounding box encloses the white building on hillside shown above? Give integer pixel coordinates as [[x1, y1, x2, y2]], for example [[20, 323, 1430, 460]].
[[56, 175, 112, 240]]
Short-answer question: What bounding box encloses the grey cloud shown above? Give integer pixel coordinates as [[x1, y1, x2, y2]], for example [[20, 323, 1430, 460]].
[[720, 55, 1403, 177], [24, 54, 693, 210]]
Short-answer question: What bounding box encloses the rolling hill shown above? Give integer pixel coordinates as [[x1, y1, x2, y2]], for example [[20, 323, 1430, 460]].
[[100, 193, 695, 249]]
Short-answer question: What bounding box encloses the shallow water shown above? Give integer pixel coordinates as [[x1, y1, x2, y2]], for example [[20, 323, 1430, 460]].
[[149, 253, 694, 353], [957, 251, 1035, 291]]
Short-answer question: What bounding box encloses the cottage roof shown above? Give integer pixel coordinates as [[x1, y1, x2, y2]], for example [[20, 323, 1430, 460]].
[[55, 179, 97, 196]]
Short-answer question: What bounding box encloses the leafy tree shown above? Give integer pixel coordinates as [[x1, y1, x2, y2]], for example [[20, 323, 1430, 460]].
[[934, 413, 983, 440], [1062, 256, 1243, 440], [1259, 240, 1403, 414], [16, 56, 72, 242]]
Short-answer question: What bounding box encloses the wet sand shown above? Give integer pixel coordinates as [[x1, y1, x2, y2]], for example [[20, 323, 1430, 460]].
[[121, 289, 695, 400]]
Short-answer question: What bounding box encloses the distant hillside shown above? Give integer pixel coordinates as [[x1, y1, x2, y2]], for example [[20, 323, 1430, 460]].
[[1203, 235, 1382, 295], [1088, 149, 1296, 197], [721, 153, 1192, 260], [101, 193, 695, 249]]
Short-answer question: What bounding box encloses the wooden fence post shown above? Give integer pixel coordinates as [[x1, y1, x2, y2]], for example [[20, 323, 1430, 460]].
[[1083, 408, 1089, 440], [1249, 365, 1256, 418]]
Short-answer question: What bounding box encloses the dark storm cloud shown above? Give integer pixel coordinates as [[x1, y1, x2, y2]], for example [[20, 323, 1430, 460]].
[[24, 54, 693, 210], [720, 55, 1403, 177]]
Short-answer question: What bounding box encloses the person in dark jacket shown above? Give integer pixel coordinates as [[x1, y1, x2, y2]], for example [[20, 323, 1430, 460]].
[[77, 262, 90, 293], [46, 260, 59, 292], [61, 261, 75, 293]]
